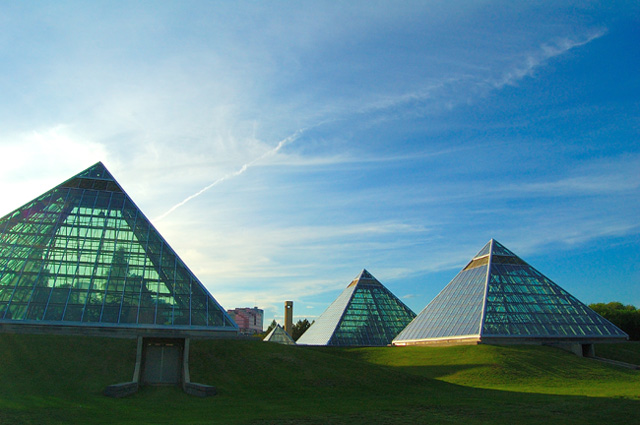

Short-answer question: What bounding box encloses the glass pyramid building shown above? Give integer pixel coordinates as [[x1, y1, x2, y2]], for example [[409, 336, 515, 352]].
[[263, 324, 296, 345], [297, 269, 416, 346], [0, 162, 237, 337], [393, 239, 628, 346]]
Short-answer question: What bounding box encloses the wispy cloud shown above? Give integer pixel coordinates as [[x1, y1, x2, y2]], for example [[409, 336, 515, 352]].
[[308, 28, 609, 131], [490, 29, 607, 89], [145, 28, 611, 223], [493, 154, 640, 197], [154, 129, 305, 221]]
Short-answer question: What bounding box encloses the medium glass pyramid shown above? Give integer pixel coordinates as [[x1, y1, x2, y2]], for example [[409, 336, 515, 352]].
[[297, 269, 416, 346], [0, 162, 237, 333], [393, 239, 628, 345]]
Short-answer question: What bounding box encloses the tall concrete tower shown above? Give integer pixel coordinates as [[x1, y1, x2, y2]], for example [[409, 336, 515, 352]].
[[284, 301, 293, 335]]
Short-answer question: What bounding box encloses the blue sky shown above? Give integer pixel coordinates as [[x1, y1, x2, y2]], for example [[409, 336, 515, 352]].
[[0, 1, 638, 326]]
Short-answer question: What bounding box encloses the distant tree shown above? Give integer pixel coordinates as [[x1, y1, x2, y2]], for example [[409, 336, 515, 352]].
[[589, 302, 640, 341], [291, 319, 314, 341], [257, 319, 278, 340], [265, 319, 277, 334]]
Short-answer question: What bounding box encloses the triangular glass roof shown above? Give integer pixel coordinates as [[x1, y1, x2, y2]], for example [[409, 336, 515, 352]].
[[393, 239, 628, 344], [297, 269, 416, 346], [263, 324, 296, 345], [0, 162, 237, 332]]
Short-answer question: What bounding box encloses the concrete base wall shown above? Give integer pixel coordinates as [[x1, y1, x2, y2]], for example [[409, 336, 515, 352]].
[[0, 321, 238, 340], [393, 337, 481, 347], [546, 343, 596, 358], [105, 337, 143, 398], [394, 336, 625, 358], [104, 381, 139, 398], [181, 337, 216, 397], [184, 382, 217, 397]]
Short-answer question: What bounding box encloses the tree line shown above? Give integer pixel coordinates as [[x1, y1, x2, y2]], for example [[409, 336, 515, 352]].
[[589, 302, 640, 340]]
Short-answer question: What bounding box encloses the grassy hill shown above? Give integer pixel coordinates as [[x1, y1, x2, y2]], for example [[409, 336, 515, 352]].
[[0, 334, 637, 424]]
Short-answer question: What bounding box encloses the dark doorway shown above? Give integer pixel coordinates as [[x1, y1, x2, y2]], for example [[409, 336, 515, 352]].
[[142, 338, 184, 384], [582, 343, 594, 358]]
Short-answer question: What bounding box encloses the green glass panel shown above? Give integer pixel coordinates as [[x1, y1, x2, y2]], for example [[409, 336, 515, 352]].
[[26, 303, 46, 320], [83, 305, 102, 322], [7, 303, 27, 320], [101, 306, 120, 323], [191, 309, 206, 326], [45, 304, 66, 321], [138, 307, 155, 324], [173, 309, 189, 325], [119, 305, 138, 324]]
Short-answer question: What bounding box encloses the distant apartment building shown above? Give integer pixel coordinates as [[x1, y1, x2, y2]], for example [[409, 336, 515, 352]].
[[227, 307, 264, 334]]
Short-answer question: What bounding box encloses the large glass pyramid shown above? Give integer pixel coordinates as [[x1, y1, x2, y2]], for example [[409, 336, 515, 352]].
[[0, 162, 237, 334], [297, 269, 416, 346], [393, 239, 628, 345]]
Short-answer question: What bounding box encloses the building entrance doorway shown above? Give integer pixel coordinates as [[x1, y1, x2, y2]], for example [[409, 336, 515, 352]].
[[142, 338, 184, 384]]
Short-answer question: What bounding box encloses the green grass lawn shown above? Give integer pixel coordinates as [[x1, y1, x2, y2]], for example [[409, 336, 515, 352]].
[[594, 342, 640, 365], [0, 334, 637, 424]]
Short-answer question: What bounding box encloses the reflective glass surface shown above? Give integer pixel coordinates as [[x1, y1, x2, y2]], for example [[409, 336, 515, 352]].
[[297, 270, 415, 346], [394, 265, 487, 342], [491, 240, 518, 257], [474, 241, 492, 258], [482, 260, 627, 338], [0, 163, 236, 330], [296, 282, 357, 345]]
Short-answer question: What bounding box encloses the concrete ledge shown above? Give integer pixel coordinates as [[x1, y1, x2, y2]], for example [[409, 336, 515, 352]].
[[393, 337, 480, 346], [0, 321, 238, 340], [184, 382, 217, 397], [104, 381, 139, 398]]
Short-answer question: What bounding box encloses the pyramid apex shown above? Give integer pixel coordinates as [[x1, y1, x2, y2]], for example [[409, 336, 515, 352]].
[[348, 269, 376, 287], [360, 269, 373, 278]]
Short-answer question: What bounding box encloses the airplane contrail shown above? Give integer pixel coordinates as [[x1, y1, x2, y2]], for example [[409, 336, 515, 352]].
[[154, 129, 304, 222]]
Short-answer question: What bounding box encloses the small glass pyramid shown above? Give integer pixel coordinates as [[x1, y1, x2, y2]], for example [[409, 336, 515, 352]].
[[263, 324, 296, 345], [0, 162, 237, 333], [393, 239, 628, 345], [297, 269, 416, 346]]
